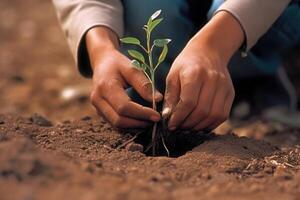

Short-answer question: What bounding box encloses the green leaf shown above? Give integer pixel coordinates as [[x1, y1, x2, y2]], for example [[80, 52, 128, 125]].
[[141, 63, 148, 70], [158, 45, 168, 64], [151, 10, 162, 20], [131, 60, 143, 70], [120, 37, 141, 45], [128, 50, 145, 63], [131, 60, 147, 71], [148, 18, 163, 33], [154, 39, 171, 47]]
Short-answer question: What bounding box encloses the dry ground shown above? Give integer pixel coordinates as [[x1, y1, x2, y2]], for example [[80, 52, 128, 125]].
[[0, 1, 300, 200]]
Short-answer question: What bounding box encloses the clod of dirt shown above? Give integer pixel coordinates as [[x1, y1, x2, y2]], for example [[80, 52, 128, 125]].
[[29, 114, 52, 127], [274, 166, 293, 180], [126, 143, 144, 152], [10, 75, 25, 83]]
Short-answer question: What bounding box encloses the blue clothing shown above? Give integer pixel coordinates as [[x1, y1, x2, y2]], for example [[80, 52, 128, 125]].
[[122, 0, 300, 104]]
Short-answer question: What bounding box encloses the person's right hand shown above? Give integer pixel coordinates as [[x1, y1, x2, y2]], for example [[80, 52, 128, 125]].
[[86, 27, 162, 128]]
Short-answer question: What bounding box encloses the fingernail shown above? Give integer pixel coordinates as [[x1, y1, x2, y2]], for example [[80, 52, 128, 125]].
[[162, 107, 171, 119], [154, 91, 163, 101], [150, 115, 161, 122]]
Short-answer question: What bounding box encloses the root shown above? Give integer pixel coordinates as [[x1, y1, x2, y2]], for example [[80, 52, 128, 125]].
[[147, 121, 170, 157], [161, 131, 170, 157], [151, 122, 158, 156]]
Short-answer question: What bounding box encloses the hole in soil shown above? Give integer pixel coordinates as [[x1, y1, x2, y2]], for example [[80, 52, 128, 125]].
[[133, 126, 214, 158]]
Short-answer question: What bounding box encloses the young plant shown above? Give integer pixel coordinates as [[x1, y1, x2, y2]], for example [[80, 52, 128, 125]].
[[120, 10, 171, 156]]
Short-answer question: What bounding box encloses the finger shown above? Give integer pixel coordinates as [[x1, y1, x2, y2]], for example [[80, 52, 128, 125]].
[[207, 90, 234, 130], [167, 68, 202, 130], [162, 70, 180, 119], [92, 97, 151, 128], [193, 84, 228, 131], [121, 64, 163, 102], [180, 74, 217, 129], [100, 79, 161, 122]]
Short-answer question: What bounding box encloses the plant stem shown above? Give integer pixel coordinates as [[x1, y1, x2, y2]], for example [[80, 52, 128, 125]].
[[147, 31, 158, 156], [150, 71, 157, 156]]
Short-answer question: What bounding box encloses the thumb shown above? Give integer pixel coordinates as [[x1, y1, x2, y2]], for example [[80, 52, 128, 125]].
[[122, 65, 163, 103], [163, 71, 180, 119]]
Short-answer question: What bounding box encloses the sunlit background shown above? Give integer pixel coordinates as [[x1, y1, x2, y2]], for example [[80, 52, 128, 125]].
[[1, 0, 300, 133], [0, 0, 96, 122]]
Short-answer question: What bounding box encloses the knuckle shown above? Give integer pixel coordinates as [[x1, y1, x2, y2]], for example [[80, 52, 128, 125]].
[[90, 91, 96, 102], [166, 78, 177, 92], [130, 68, 145, 81], [185, 65, 203, 75], [105, 80, 116, 90], [140, 81, 152, 94], [209, 113, 219, 121], [96, 80, 107, 91], [181, 67, 195, 77], [116, 103, 128, 115], [229, 88, 235, 98], [218, 72, 226, 80], [208, 70, 218, 78], [97, 78, 119, 93], [197, 107, 209, 118], [166, 69, 179, 83], [166, 74, 175, 84], [112, 116, 123, 128], [90, 92, 98, 106], [181, 98, 197, 109]]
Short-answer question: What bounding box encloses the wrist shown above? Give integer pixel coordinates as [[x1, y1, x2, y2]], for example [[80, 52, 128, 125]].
[[86, 26, 120, 70], [190, 11, 245, 64]]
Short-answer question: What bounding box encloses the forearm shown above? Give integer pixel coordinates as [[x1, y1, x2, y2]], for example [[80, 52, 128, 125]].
[[52, 0, 123, 77], [216, 0, 291, 50], [190, 11, 244, 64], [86, 26, 119, 70]]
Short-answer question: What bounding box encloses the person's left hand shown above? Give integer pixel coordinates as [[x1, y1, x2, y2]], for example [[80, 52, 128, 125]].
[[162, 12, 244, 131], [163, 40, 234, 131]]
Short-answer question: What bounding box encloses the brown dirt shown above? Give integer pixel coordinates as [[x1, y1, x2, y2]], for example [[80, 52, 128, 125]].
[[0, 0, 300, 200], [0, 114, 300, 200]]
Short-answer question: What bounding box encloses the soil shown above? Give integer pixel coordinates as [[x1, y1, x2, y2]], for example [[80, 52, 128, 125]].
[[1, 114, 300, 200], [0, 0, 300, 200]]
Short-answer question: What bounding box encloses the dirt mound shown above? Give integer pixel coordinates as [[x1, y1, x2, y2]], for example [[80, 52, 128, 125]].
[[0, 114, 299, 200]]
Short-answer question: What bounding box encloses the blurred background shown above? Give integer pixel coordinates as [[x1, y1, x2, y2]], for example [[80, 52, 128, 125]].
[[0, 0, 300, 128], [0, 0, 96, 122]]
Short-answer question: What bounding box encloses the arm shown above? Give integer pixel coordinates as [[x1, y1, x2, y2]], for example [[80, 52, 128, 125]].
[[163, 0, 292, 131], [52, 0, 124, 77], [52, 1, 162, 128], [217, 0, 292, 51], [163, 11, 243, 131]]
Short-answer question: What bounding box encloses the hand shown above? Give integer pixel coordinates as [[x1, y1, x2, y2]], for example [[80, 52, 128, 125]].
[[163, 11, 244, 131], [163, 42, 234, 131], [86, 27, 163, 128]]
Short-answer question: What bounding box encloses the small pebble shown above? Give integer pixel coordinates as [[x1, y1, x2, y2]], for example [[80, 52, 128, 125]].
[[30, 114, 52, 127], [274, 166, 293, 180], [95, 160, 103, 168], [81, 116, 91, 121], [126, 143, 144, 153]]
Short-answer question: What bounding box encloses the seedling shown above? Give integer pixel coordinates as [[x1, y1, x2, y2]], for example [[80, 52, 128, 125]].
[[120, 10, 171, 156]]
